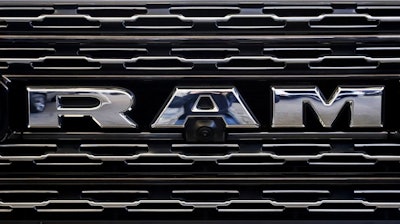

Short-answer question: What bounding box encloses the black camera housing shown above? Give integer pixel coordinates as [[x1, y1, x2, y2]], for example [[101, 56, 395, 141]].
[[184, 117, 226, 143]]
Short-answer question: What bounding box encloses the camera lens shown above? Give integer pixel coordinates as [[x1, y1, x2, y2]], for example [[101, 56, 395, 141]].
[[197, 126, 214, 138]]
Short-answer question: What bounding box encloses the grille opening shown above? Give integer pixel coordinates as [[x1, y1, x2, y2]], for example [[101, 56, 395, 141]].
[[263, 7, 333, 17], [217, 58, 285, 70], [218, 155, 284, 165], [218, 202, 284, 211], [35, 202, 103, 212], [309, 58, 379, 69], [356, 48, 400, 58], [355, 191, 400, 202], [0, 145, 56, 156], [57, 116, 106, 131], [124, 58, 193, 70], [263, 48, 332, 58], [170, 48, 239, 59], [170, 7, 240, 17], [123, 18, 193, 29], [309, 16, 379, 28], [0, 48, 55, 58], [171, 145, 239, 155], [357, 7, 400, 16], [79, 145, 148, 156], [354, 144, 400, 156], [127, 202, 190, 212], [0, 8, 54, 17], [375, 62, 400, 70], [172, 190, 239, 202], [77, 7, 147, 17], [79, 48, 148, 59], [126, 156, 192, 165], [0, 20, 6, 28], [217, 17, 286, 29], [262, 144, 331, 156], [82, 191, 148, 202], [34, 156, 103, 165], [0, 191, 58, 203], [58, 97, 100, 108], [31, 58, 101, 70], [262, 190, 330, 202], [308, 203, 375, 212], [31, 17, 101, 28], [308, 155, 377, 165]]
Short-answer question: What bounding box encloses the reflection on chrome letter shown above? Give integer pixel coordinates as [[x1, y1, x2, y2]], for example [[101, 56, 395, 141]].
[[272, 86, 384, 128], [152, 87, 259, 128], [27, 87, 136, 128]]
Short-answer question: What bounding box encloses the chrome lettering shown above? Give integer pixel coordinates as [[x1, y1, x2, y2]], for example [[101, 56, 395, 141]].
[[152, 87, 259, 128], [271, 86, 384, 128], [27, 87, 136, 128]]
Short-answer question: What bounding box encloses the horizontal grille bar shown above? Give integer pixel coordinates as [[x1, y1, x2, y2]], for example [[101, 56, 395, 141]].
[[3, 41, 400, 73], [1, 4, 400, 33], [0, 55, 395, 71], [0, 199, 398, 212], [0, 183, 400, 215], [0, 180, 400, 221], [0, 143, 399, 170]]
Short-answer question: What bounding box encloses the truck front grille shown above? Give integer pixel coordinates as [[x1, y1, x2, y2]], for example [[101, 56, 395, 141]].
[[0, 1, 400, 222]]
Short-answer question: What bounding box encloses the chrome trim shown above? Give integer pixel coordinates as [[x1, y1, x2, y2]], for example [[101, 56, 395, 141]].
[[355, 190, 400, 194], [172, 144, 239, 148], [172, 190, 239, 194], [0, 150, 400, 164], [0, 144, 57, 148], [262, 143, 331, 147], [0, 55, 398, 70], [0, 199, 397, 211], [0, 190, 58, 194], [82, 190, 149, 194], [80, 144, 148, 148], [2, 10, 400, 26], [308, 209, 375, 212], [263, 190, 330, 194]]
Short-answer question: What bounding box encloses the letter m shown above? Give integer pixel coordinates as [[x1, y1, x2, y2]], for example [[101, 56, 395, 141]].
[[271, 86, 384, 128]]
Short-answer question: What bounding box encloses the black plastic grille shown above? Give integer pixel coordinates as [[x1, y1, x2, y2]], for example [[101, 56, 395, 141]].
[[1, 1, 400, 222]]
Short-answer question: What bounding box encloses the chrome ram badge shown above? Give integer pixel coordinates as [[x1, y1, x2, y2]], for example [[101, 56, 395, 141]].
[[26, 86, 384, 129]]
